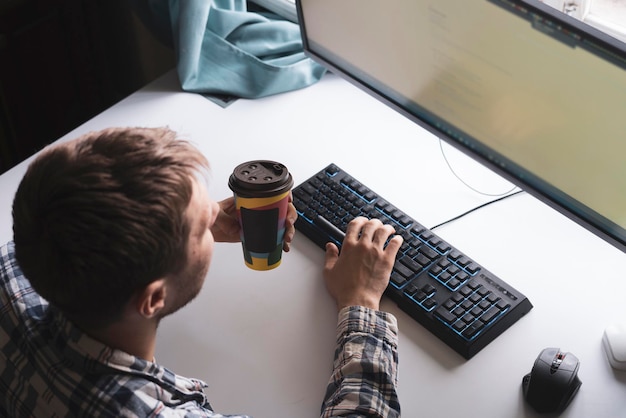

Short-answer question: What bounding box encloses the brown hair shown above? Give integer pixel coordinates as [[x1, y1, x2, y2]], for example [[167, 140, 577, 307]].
[[12, 127, 209, 327]]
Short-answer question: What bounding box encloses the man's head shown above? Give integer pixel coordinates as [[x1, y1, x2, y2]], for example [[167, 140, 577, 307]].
[[12, 127, 213, 328]]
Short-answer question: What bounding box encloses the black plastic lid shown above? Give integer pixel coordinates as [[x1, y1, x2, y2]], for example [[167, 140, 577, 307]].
[[228, 160, 293, 198]]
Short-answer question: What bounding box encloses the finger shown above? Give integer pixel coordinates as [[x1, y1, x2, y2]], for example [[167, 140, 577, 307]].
[[286, 209, 297, 232], [283, 228, 295, 251], [345, 217, 367, 241], [279, 201, 297, 253], [372, 224, 397, 246], [286, 201, 297, 223], [385, 234, 403, 255], [284, 206, 297, 243], [358, 218, 383, 241], [284, 227, 295, 244]]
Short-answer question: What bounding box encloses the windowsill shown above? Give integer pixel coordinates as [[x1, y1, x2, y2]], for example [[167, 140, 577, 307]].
[[584, 13, 626, 43]]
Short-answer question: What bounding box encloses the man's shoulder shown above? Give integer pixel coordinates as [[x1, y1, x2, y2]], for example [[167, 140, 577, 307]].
[[1, 362, 222, 418], [0, 241, 18, 286], [0, 241, 29, 295], [0, 240, 49, 324]]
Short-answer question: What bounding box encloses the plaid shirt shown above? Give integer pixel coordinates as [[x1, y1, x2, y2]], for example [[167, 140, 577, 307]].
[[0, 241, 399, 417]]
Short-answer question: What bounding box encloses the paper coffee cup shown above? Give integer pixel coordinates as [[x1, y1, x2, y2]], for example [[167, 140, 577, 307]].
[[228, 160, 293, 270]]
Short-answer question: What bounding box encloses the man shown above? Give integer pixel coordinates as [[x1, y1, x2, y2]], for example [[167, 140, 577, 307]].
[[0, 127, 402, 417]]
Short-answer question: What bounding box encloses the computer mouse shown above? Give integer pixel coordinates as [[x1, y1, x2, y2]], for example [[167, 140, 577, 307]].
[[603, 323, 626, 371], [522, 347, 582, 414]]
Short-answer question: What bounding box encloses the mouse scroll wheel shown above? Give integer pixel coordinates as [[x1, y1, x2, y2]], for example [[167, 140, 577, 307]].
[[550, 352, 565, 373]]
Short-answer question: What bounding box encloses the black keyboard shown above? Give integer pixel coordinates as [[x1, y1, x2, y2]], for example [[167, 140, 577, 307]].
[[293, 163, 533, 359]]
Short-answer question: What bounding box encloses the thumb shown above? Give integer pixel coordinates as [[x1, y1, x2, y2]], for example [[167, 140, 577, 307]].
[[221, 213, 241, 235], [324, 242, 340, 271], [212, 209, 241, 242]]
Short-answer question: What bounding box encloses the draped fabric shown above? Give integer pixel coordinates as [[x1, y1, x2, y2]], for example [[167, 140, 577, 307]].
[[134, 0, 326, 98]]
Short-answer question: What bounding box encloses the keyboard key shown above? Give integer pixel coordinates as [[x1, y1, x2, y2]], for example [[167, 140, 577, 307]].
[[462, 323, 483, 339], [390, 272, 407, 287], [413, 290, 427, 302], [422, 284, 436, 295], [422, 298, 437, 310], [481, 307, 500, 324], [435, 306, 457, 324], [326, 165, 340, 175], [400, 256, 424, 274], [394, 263, 414, 279]]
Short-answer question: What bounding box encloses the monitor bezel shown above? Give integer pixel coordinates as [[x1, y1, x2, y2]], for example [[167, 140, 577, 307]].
[[296, 0, 626, 252]]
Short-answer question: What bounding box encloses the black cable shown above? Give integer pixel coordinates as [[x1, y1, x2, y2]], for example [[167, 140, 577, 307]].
[[430, 190, 525, 231]]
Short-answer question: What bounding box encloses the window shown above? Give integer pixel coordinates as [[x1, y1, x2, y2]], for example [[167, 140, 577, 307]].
[[539, 0, 626, 43]]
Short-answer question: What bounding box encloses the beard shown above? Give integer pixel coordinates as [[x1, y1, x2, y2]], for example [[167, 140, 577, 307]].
[[158, 253, 210, 319]]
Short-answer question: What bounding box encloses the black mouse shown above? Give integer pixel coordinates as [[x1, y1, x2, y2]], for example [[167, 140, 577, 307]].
[[522, 347, 582, 414]]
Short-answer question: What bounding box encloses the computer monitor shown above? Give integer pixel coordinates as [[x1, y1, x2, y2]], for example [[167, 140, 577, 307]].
[[296, 0, 626, 252]]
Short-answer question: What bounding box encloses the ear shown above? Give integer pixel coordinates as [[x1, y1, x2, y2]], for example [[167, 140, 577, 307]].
[[136, 279, 167, 319]]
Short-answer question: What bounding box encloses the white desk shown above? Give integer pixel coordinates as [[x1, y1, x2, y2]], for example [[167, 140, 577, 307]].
[[1, 71, 625, 418]]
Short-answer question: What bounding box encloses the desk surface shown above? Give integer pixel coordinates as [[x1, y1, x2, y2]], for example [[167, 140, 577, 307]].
[[1, 71, 625, 418]]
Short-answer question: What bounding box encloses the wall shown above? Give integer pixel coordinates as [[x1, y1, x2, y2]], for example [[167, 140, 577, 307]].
[[0, 0, 175, 173]]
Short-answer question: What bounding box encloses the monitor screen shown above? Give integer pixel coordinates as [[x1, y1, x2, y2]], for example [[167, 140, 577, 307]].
[[296, 0, 626, 252]]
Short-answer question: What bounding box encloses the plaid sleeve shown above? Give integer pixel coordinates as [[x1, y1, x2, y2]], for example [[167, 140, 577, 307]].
[[321, 306, 400, 418]]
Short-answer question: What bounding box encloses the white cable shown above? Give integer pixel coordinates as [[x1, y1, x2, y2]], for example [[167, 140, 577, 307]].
[[438, 139, 519, 197]]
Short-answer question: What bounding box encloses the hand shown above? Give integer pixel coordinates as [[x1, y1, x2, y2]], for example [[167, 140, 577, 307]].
[[210, 197, 241, 243], [323, 217, 403, 311], [211, 195, 298, 252]]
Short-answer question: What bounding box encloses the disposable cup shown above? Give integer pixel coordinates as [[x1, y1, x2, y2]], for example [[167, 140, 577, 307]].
[[228, 160, 293, 270]]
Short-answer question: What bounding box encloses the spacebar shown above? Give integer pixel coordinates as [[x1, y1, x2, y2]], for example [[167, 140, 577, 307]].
[[313, 216, 346, 244]]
